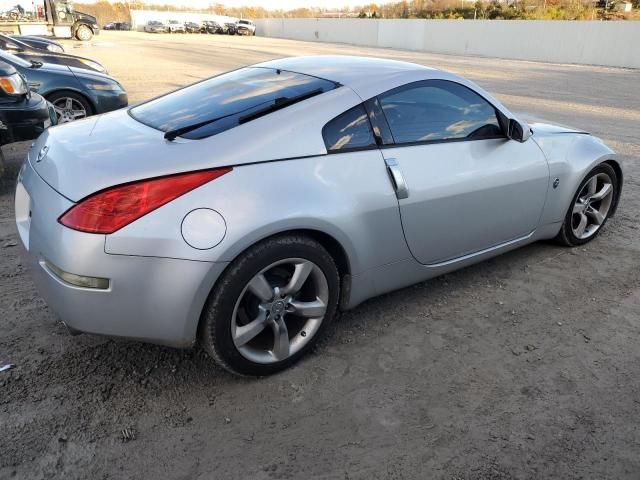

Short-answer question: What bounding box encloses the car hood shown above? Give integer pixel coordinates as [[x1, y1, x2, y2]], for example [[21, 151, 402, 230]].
[[531, 122, 588, 135], [74, 11, 98, 24], [27, 62, 112, 81], [67, 65, 113, 81], [20, 50, 103, 67], [30, 61, 74, 75], [524, 119, 588, 135]]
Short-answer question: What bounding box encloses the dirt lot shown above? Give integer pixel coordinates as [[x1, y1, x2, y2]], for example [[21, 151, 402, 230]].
[[1, 31, 639, 480]]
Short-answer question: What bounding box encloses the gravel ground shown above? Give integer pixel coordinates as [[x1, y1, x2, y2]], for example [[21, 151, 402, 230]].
[[1, 31, 639, 480]]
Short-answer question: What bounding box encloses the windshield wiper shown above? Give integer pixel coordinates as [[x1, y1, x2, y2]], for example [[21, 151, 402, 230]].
[[238, 88, 323, 124], [163, 88, 324, 142]]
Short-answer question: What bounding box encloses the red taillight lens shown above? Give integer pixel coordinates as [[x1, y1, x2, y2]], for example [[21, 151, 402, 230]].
[[58, 168, 231, 234]]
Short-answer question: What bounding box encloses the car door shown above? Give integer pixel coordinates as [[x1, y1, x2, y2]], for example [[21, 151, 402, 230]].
[[371, 80, 549, 265]]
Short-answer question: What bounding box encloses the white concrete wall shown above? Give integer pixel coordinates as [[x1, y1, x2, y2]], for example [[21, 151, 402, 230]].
[[255, 19, 640, 69]]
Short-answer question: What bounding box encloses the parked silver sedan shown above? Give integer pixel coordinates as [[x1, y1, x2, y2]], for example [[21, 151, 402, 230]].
[[15, 56, 622, 375]]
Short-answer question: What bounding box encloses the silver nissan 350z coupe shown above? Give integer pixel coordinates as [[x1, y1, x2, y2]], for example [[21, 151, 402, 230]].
[[15, 56, 622, 375]]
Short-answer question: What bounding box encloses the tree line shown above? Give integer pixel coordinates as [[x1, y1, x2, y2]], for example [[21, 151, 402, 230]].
[[75, 0, 638, 27]]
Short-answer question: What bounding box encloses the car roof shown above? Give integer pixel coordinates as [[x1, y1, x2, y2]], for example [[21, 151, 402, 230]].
[[255, 55, 440, 98], [253, 55, 514, 118]]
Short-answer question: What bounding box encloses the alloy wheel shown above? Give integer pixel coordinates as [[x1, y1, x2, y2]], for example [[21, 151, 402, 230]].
[[571, 172, 614, 240], [53, 97, 87, 123], [231, 258, 329, 364]]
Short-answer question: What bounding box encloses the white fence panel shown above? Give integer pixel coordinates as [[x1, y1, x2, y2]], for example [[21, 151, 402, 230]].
[[254, 18, 640, 69]]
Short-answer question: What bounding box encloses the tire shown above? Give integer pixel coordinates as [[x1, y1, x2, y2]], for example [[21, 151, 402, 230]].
[[199, 234, 340, 376], [46, 91, 94, 123], [75, 24, 93, 41], [555, 163, 618, 247]]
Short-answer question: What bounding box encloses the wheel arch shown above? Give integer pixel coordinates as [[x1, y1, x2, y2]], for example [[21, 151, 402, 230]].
[[44, 89, 97, 115], [602, 158, 623, 217], [73, 21, 94, 37], [537, 131, 624, 228], [214, 226, 352, 293], [570, 154, 624, 219], [190, 227, 354, 345]]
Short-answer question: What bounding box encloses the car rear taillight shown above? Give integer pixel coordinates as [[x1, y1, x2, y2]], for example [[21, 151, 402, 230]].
[[58, 168, 231, 234]]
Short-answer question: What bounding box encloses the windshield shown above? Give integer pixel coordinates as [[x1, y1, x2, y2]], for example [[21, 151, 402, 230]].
[[130, 67, 338, 140], [0, 49, 32, 68]]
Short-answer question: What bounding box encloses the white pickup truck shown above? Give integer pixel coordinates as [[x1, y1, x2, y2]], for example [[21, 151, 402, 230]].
[[235, 19, 255, 36]]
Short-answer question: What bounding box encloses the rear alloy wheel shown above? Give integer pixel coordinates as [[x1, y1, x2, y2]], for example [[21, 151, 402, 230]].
[[200, 235, 340, 376], [556, 163, 617, 246], [48, 92, 92, 123], [76, 24, 93, 41]]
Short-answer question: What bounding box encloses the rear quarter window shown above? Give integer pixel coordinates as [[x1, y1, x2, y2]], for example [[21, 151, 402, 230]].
[[323, 104, 376, 152]]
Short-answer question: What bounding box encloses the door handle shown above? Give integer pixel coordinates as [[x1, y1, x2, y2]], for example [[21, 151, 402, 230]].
[[385, 158, 409, 199]]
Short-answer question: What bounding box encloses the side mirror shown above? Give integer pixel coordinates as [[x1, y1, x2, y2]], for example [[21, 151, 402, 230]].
[[508, 118, 532, 143]]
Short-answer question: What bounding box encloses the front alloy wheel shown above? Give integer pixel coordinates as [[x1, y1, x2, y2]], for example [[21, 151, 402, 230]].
[[200, 235, 340, 376], [571, 172, 614, 240], [51, 96, 88, 123], [556, 163, 618, 246]]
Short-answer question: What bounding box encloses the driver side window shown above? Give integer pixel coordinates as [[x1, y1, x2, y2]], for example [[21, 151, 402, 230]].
[[378, 80, 503, 145]]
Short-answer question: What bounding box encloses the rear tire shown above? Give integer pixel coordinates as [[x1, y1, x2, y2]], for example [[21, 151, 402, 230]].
[[199, 235, 340, 376], [555, 163, 617, 247]]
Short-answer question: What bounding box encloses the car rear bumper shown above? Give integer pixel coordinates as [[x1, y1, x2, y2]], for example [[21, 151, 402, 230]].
[[15, 156, 227, 347]]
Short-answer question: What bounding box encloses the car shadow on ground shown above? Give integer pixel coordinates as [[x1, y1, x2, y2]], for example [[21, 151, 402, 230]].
[[10, 236, 564, 391]]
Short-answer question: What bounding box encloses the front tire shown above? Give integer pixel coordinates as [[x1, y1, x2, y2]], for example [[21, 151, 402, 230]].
[[47, 91, 93, 123], [555, 163, 617, 247], [75, 24, 93, 41], [200, 235, 340, 376]]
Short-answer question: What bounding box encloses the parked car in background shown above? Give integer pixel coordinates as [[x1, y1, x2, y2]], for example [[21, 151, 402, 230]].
[[201, 20, 225, 34], [184, 22, 201, 33], [144, 21, 168, 33], [167, 20, 186, 33], [225, 22, 237, 35], [236, 19, 256, 36], [104, 22, 131, 31], [0, 60, 56, 152], [12, 35, 65, 53], [0, 49, 127, 123], [0, 34, 107, 73]]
